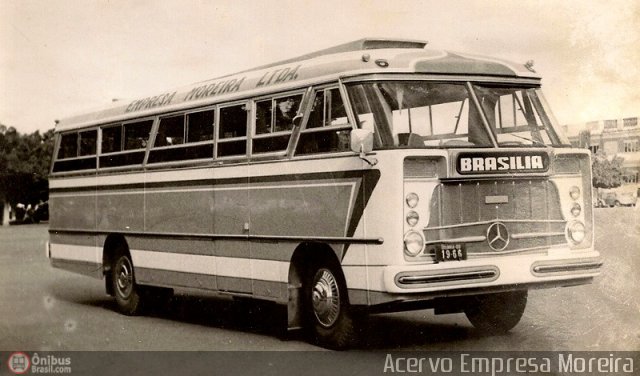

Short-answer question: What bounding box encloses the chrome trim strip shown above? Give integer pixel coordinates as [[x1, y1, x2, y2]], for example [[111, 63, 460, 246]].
[[532, 260, 603, 275], [511, 232, 565, 239], [48, 228, 384, 245], [397, 270, 497, 284], [424, 219, 566, 231], [395, 266, 500, 289], [423, 236, 485, 245]]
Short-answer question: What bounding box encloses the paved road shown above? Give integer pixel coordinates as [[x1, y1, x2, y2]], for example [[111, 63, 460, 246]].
[[0, 208, 638, 351]]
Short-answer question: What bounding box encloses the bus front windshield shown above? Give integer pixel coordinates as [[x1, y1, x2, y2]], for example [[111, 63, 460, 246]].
[[346, 81, 568, 149]]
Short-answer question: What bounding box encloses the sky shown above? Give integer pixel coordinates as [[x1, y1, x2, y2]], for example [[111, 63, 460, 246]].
[[1, 0, 638, 135]]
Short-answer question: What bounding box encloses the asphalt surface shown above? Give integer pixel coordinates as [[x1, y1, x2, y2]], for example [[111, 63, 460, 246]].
[[0, 208, 638, 351]]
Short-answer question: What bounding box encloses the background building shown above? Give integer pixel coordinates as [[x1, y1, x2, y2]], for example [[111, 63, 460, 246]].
[[565, 116, 640, 192]]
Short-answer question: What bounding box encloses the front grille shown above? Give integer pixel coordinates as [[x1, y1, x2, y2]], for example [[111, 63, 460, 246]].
[[423, 179, 566, 257]]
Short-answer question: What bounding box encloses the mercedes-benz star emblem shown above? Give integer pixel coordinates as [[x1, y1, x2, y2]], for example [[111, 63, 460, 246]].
[[486, 222, 509, 251]]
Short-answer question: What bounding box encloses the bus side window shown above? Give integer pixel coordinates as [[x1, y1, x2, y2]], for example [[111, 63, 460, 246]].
[[327, 88, 348, 126], [52, 130, 99, 172], [124, 120, 153, 150], [156, 115, 185, 147], [148, 110, 215, 164], [306, 91, 325, 129], [296, 88, 351, 155], [252, 94, 302, 155], [57, 133, 78, 159], [187, 109, 215, 142], [101, 125, 122, 153], [255, 100, 273, 135], [79, 129, 97, 156], [274, 95, 301, 132], [217, 104, 247, 157]]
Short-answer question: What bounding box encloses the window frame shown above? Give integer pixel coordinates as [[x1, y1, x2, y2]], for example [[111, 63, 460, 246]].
[[98, 117, 154, 171], [623, 117, 638, 128], [623, 140, 639, 153], [154, 113, 187, 148], [78, 128, 98, 157], [52, 127, 100, 173], [292, 85, 354, 157], [186, 106, 216, 145], [215, 101, 250, 160], [146, 107, 216, 166], [56, 131, 80, 160], [123, 118, 154, 151], [251, 90, 306, 158]]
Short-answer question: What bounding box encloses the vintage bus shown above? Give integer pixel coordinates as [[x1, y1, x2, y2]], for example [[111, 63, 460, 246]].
[[48, 38, 602, 349]]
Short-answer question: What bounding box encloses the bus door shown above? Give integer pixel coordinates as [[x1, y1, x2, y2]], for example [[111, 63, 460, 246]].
[[247, 90, 309, 301], [213, 101, 251, 294]]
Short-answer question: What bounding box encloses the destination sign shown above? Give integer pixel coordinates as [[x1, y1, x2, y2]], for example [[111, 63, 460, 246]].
[[456, 151, 549, 174]]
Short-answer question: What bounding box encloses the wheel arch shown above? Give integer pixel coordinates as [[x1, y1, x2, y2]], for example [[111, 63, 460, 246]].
[[286, 242, 345, 330], [103, 233, 130, 296]]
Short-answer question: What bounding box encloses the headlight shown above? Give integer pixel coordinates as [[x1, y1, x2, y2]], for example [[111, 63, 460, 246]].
[[567, 221, 586, 244], [404, 231, 424, 256], [406, 211, 419, 227], [406, 193, 419, 208], [570, 202, 581, 217], [570, 186, 581, 200]]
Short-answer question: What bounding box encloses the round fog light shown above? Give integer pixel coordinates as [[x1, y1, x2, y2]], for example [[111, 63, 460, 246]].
[[404, 231, 424, 256], [570, 186, 581, 200], [406, 192, 419, 208], [567, 221, 586, 244], [406, 211, 419, 227], [570, 203, 581, 217]]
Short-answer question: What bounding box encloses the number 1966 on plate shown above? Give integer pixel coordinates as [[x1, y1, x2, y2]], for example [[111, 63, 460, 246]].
[[435, 243, 467, 262]]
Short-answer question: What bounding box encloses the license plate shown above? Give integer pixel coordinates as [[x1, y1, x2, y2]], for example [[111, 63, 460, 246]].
[[435, 243, 467, 262]]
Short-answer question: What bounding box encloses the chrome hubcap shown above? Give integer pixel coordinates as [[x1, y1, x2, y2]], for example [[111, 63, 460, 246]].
[[116, 257, 133, 298], [311, 269, 340, 327]]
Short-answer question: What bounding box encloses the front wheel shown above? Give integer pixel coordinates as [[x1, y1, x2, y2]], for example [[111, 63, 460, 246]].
[[464, 290, 527, 334], [303, 263, 357, 349]]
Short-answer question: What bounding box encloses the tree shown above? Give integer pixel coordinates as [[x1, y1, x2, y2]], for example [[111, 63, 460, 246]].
[[0, 124, 55, 215], [592, 153, 624, 190]]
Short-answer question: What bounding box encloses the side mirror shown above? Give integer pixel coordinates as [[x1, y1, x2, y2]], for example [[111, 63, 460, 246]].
[[350, 129, 374, 154], [350, 129, 377, 166]]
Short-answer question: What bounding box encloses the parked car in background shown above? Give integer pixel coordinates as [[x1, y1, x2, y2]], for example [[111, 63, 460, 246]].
[[603, 192, 637, 207]]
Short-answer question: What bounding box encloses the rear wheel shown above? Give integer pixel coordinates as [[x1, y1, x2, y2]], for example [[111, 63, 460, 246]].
[[112, 251, 145, 315], [464, 290, 527, 334], [303, 262, 357, 349]]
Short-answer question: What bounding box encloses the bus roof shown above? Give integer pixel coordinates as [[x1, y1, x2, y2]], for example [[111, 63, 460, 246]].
[[55, 38, 541, 132]]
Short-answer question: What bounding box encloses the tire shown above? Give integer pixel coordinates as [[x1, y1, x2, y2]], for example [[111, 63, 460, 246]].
[[614, 201, 621, 207], [303, 261, 357, 349], [111, 251, 146, 315], [464, 290, 527, 334]]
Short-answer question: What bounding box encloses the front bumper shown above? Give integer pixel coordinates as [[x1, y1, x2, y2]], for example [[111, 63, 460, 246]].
[[383, 248, 602, 293]]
